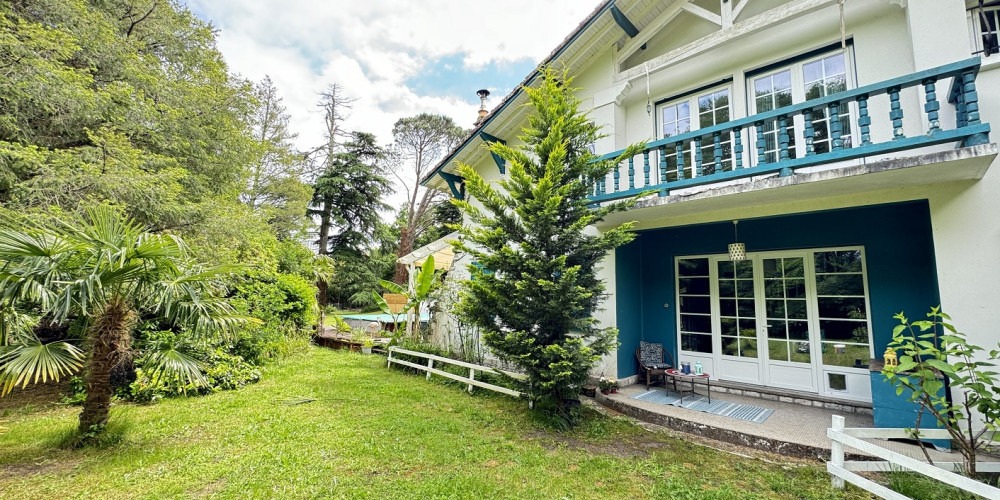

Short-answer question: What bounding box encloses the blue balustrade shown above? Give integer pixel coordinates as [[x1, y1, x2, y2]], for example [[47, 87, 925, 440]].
[[588, 58, 991, 204]]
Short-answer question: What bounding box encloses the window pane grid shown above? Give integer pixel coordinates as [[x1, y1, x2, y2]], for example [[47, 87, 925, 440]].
[[815, 250, 869, 367], [763, 258, 811, 364], [678, 258, 712, 353], [979, 8, 999, 55], [719, 261, 757, 358]]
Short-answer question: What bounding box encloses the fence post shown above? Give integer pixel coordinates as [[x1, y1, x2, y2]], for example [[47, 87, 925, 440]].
[[830, 415, 845, 489], [426, 358, 434, 381], [387, 347, 393, 368], [469, 369, 475, 393]]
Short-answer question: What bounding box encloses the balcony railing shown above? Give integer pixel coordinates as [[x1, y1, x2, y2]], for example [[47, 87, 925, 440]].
[[588, 58, 991, 203]]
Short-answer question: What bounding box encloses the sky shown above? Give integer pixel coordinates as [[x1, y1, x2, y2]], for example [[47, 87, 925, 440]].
[[185, 0, 600, 156]]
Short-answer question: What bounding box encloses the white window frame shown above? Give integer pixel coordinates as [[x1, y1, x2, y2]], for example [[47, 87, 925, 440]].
[[969, 4, 1000, 59], [674, 246, 874, 401], [745, 47, 858, 165], [655, 82, 735, 178]]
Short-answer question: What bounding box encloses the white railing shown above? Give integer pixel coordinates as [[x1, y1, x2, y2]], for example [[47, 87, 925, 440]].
[[827, 415, 1000, 499], [387, 346, 525, 399]]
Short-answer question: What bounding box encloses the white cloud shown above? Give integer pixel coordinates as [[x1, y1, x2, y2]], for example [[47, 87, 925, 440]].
[[188, 0, 597, 147], [185, 0, 599, 214]]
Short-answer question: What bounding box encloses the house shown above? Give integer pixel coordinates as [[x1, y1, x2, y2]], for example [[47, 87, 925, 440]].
[[421, 0, 998, 422]]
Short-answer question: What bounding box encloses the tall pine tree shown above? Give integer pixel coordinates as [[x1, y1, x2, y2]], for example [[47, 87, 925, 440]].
[[454, 68, 644, 424]]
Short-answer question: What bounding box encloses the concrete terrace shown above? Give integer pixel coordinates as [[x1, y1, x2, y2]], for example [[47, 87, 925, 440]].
[[597, 382, 969, 464]]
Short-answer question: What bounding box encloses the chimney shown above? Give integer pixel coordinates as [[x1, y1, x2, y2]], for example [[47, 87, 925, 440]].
[[475, 89, 490, 126]]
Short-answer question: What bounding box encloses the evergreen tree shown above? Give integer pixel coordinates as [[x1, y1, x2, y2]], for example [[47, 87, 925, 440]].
[[309, 132, 391, 255], [454, 68, 643, 424], [308, 132, 393, 308]]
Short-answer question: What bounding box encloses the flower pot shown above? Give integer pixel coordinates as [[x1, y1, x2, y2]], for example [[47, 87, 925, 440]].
[[601, 389, 610, 395], [361, 346, 372, 355], [611, 388, 617, 394]]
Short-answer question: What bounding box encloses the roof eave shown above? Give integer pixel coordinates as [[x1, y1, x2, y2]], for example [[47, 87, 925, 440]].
[[420, 0, 619, 187]]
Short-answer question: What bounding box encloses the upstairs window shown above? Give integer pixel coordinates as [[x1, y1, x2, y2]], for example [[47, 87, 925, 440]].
[[974, 6, 999, 56], [657, 83, 733, 179], [747, 48, 855, 164]]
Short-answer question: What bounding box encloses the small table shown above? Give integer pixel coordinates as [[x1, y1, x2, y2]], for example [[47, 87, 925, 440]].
[[665, 369, 711, 403]]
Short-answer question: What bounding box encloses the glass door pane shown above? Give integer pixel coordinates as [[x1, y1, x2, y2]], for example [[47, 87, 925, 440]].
[[753, 70, 795, 163], [802, 53, 852, 152], [717, 259, 757, 358], [678, 258, 712, 353], [697, 89, 733, 175], [814, 250, 870, 368], [762, 257, 810, 364]]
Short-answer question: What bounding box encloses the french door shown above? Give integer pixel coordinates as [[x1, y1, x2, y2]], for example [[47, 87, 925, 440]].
[[676, 248, 874, 401]]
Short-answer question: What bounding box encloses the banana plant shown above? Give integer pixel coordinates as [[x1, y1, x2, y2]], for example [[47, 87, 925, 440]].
[[372, 255, 438, 341]]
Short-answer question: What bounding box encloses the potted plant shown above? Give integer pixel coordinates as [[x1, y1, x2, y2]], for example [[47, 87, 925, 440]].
[[361, 336, 374, 355], [598, 377, 619, 395]]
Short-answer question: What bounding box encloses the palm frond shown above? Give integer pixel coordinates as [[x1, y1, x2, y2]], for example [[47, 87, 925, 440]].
[[142, 346, 207, 388], [0, 339, 85, 396]]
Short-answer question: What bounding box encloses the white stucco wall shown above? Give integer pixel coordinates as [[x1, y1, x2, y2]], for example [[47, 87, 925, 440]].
[[446, 0, 1000, 392]]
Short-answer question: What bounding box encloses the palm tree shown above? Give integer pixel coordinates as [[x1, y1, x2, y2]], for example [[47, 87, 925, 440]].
[[0, 207, 248, 434]]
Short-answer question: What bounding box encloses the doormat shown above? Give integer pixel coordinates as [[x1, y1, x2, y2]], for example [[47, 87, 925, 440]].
[[631, 389, 774, 424]]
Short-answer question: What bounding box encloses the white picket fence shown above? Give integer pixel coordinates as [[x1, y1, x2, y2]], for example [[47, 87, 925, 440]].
[[386, 346, 525, 399], [827, 415, 1000, 499]]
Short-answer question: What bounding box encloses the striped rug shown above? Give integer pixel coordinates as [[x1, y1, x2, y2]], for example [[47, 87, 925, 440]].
[[631, 388, 774, 424]]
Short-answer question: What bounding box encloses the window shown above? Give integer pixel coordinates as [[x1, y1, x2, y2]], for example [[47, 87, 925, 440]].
[[814, 250, 869, 368], [657, 84, 733, 179], [675, 248, 872, 366], [752, 70, 795, 163], [677, 258, 712, 353], [974, 6, 999, 56], [718, 259, 757, 358], [747, 49, 854, 163]]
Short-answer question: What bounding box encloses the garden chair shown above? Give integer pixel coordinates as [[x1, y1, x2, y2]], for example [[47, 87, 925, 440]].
[[635, 341, 675, 390]]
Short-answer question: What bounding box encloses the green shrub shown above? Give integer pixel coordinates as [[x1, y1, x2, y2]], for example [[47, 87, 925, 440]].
[[126, 349, 261, 404], [226, 271, 317, 363], [60, 376, 87, 405]]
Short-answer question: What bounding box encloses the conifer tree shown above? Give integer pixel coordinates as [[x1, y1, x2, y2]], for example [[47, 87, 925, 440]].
[[453, 68, 644, 424]]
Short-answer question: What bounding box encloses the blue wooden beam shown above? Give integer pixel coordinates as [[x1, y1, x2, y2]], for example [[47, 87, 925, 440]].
[[438, 171, 465, 200], [610, 4, 639, 38], [478, 131, 506, 175]]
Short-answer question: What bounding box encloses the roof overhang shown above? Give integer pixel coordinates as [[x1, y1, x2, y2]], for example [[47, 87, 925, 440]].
[[397, 231, 459, 270]]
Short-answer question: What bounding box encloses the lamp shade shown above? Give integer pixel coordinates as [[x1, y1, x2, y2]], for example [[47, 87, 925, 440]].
[[728, 242, 746, 261]]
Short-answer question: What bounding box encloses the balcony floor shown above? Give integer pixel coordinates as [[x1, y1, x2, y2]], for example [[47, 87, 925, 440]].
[[596, 382, 998, 465], [600, 143, 998, 229]]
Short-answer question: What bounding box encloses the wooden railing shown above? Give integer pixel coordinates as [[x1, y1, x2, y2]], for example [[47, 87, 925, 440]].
[[827, 415, 1000, 499], [589, 58, 991, 203], [386, 346, 525, 399]]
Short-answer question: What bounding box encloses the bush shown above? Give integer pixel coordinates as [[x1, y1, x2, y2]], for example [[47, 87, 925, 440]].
[[126, 349, 261, 404], [226, 271, 317, 363]]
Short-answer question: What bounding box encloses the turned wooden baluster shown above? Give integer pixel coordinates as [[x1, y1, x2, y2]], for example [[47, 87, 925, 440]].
[[856, 95, 871, 146], [889, 86, 905, 140]]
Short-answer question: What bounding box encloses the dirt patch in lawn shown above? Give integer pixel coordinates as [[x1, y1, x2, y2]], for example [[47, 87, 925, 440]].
[[0, 380, 70, 415], [0, 456, 82, 479]]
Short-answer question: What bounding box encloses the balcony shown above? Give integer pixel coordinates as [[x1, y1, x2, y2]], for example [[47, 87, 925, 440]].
[[589, 58, 992, 205]]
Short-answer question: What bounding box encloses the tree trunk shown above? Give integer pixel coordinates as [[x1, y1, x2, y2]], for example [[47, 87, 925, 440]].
[[316, 279, 328, 332], [78, 297, 135, 434], [393, 227, 414, 284], [317, 209, 331, 255]]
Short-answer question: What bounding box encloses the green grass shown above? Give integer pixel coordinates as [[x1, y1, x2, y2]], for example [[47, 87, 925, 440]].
[[0, 346, 871, 499]]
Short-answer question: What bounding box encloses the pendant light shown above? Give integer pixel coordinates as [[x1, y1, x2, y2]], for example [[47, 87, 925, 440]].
[[728, 220, 746, 261]]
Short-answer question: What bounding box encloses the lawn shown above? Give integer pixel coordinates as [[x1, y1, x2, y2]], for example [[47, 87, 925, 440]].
[[0, 346, 870, 499]]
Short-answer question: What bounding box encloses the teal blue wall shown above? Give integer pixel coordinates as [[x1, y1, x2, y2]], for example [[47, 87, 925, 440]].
[[615, 201, 939, 378]]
